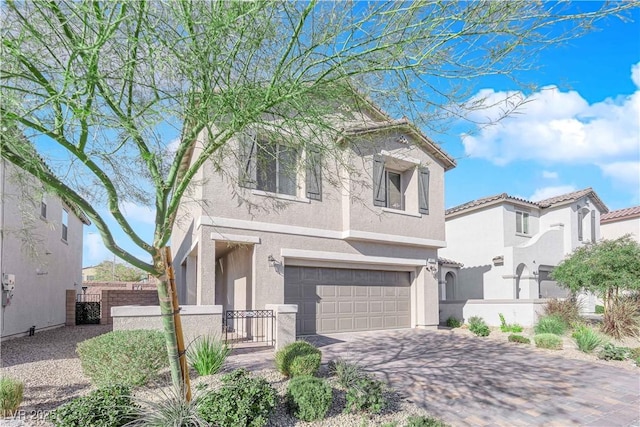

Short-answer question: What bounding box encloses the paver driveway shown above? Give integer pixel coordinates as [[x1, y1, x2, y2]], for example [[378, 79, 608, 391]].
[[298, 329, 640, 427]]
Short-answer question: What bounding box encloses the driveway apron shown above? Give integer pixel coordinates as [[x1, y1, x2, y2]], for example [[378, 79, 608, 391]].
[[303, 329, 640, 427]]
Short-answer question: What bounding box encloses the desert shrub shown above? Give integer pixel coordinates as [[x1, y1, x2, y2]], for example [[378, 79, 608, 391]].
[[534, 333, 563, 350], [571, 325, 605, 353], [77, 330, 168, 387], [329, 358, 364, 389], [543, 298, 581, 326], [468, 316, 490, 337], [498, 313, 523, 333], [445, 316, 461, 328], [275, 341, 321, 377], [534, 315, 567, 336], [286, 375, 333, 421], [49, 385, 137, 427], [345, 375, 386, 414], [602, 298, 640, 339], [508, 334, 531, 344], [405, 415, 450, 427], [126, 386, 207, 427], [198, 369, 276, 427], [595, 305, 605, 314], [629, 348, 640, 366], [0, 377, 24, 418], [187, 335, 230, 376], [597, 343, 629, 361]]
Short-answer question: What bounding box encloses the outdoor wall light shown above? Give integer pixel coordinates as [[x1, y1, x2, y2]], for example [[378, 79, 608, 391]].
[[267, 255, 276, 268]]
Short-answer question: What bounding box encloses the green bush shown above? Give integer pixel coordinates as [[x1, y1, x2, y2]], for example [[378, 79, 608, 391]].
[[498, 313, 523, 333], [602, 297, 640, 339], [198, 369, 276, 427], [345, 375, 386, 414], [274, 341, 321, 377], [77, 330, 168, 387], [534, 315, 567, 336], [0, 377, 24, 418], [508, 334, 531, 344], [187, 335, 231, 376], [597, 343, 629, 361], [629, 348, 640, 367], [534, 333, 563, 350], [329, 358, 364, 389], [286, 375, 333, 421], [595, 305, 605, 314], [571, 325, 605, 353], [445, 316, 461, 328], [543, 298, 582, 326], [468, 316, 490, 337], [49, 385, 138, 427], [405, 415, 450, 427]]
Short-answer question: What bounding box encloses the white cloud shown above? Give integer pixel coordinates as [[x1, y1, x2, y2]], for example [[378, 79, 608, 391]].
[[542, 170, 558, 179], [119, 202, 156, 225], [85, 232, 111, 266], [632, 62, 640, 88], [600, 161, 640, 188], [529, 185, 577, 202]]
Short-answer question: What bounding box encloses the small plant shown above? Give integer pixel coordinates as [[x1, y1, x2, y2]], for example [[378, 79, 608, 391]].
[[571, 325, 605, 353], [286, 375, 333, 421], [197, 369, 276, 427], [275, 341, 321, 377], [77, 330, 168, 387], [49, 385, 137, 427], [602, 297, 640, 339], [468, 316, 490, 337], [498, 313, 523, 333], [534, 333, 563, 350], [345, 375, 386, 414], [126, 386, 207, 427], [445, 316, 461, 328], [405, 415, 450, 427], [508, 334, 530, 344], [0, 377, 24, 418], [595, 305, 605, 314], [629, 348, 640, 366], [543, 298, 582, 326], [534, 315, 567, 336], [187, 335, 231, 376], [329, 358, 364, 389], [598, 343, 629, 361]]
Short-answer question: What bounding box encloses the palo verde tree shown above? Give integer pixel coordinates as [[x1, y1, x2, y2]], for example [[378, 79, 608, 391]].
[[1, 1, 637, 392]]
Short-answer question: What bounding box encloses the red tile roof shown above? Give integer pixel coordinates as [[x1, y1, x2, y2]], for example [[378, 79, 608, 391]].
[[601, 206, 640, 223]]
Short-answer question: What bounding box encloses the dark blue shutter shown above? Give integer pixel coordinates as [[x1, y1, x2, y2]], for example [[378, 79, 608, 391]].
[[306, 149, 322, 201], [373, 154, 386, 206], [418, 167, 430, 214]]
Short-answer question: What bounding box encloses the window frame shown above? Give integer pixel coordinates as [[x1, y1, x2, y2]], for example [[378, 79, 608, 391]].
[[40, 196, 47, 219], [516, 211, 529, 235], [384, 169, 404, 211], [255, 140, 299, 197], [61, 208, 69, 241]]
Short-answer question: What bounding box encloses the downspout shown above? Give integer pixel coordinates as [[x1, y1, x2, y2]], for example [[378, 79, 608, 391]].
[[1, 159, 6, 333]]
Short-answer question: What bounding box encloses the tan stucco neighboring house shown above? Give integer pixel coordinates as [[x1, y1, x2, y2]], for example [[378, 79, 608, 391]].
[[171, 99, 456, 335], [0, 159, 90, 340], [600, 206, 640, 242], [438, 188, 608, 325]]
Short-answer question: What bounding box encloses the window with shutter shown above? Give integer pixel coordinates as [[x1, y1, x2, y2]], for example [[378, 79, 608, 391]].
[[590, 210, 596, 242], [255, 140, 298, 196], [305, 149, 322, 201], [577, 210, 584, 241], [418, 167, 430, 214]]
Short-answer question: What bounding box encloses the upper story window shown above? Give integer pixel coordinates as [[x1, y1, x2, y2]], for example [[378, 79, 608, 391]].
[[62, 209, 69, 241], [40, 195, 47, 219], [516, 211, 529, 235], [578, 208, 596, 242], [256, 141, 298, 196], [373, 153, 429, 214]]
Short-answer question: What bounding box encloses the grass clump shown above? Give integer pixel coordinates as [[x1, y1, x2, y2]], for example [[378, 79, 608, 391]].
[[602, 298, 640, 339], [126, 386, 207, 427], [187, 335, 231, 376], [286, 375, 333, 421], [597, 343, 629, 361], [534, 315, 567, 336], [508, 334, 531, 344], [595, 305, 605, 314], [0, 377, 24, 418], [534, 333, 563, 350], [405, 415, 450, 427], [77, 330, 168, 387], [49, 385, 137, 427], [275, 341, 321, 377], [543, 298, 581, 326], [329, 358, 364, 389], [445, 316, 461, 328], [498, 313, 523, 333], [198, 369, 276, 427], [345, 375, 386, 414], [572, 325, 605, 353], [468, 316, 490, 337]]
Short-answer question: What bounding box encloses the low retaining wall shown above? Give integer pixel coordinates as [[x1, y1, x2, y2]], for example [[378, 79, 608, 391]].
[[101, 290, 159, 325], [439, 299, 548, 327]]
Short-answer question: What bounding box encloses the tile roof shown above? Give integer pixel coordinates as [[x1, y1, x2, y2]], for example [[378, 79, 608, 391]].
[[446, 187, 609, 217], [601, 206, 640, 223], [438, 257, 463, 267]]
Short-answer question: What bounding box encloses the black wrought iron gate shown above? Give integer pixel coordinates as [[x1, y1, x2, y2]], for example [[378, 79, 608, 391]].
[[224, 310, 274, 347], [76, 294, 101, 325]]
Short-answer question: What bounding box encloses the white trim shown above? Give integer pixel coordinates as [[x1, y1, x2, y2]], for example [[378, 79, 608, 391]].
[[210, 232, 261, 244], [178, 238, 200, 267], [382, 207, 422, 218], [343, 229, 446, 248], [251, 189, 310, 204], [380, 149, 421, 165], [280, 248, 427, 267]]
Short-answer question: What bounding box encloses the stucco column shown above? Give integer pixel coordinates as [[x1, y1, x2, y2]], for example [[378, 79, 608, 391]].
[[265, 304, 298, 350], [415, 266, 439, 329], [196, 227, 216, 305]]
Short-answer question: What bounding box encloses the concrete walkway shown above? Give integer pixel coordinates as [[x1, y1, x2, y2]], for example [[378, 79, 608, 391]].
[[232, 329, 640, 426]]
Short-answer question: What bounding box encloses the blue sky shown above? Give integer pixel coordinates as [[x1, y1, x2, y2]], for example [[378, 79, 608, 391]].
[[82, 6, 640, 267]]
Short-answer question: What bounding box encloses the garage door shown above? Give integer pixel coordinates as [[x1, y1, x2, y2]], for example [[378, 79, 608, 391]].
[[284, 266, 411, 335]]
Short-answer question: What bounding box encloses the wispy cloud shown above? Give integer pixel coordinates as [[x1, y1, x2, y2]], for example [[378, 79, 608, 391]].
[[529, 185, 577, 202], [542, 170, 558, 179], [119, 202, 156, 225], [85, 232, 111, 266]]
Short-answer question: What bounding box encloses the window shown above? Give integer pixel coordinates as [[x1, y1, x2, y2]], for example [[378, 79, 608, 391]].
[[373, 154, 429, 214], [578, 208, 596, 242], [386, 171, 403, 210], [516, 211, 529, 235], [62, 209, 69, 241], [256, 141, 298, 196], [40, 196, 47, 219]]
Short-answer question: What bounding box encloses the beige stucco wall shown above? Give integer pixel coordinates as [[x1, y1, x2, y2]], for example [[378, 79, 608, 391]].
[[601, 217, 640, 242], [0, 161, 84, 339]]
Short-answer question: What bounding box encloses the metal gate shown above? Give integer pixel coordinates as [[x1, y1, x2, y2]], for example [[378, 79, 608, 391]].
[[224, 310, 274, 347], [76, 294, 101, 325]]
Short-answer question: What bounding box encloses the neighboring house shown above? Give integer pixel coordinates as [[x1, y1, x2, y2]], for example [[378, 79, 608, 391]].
[[172, 99, 456, 335], [600, 206, 640, 243], [439, 188, 608, 323], [82, 265, 98, 282], [0, 159, 90, 340]]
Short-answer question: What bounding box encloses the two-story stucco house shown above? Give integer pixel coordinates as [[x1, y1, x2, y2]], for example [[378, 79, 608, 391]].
[[438, 188, 608, 325], [0, 159, 90, 340], [172, 100, 456, 335], [601, 206, 640, 243]]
